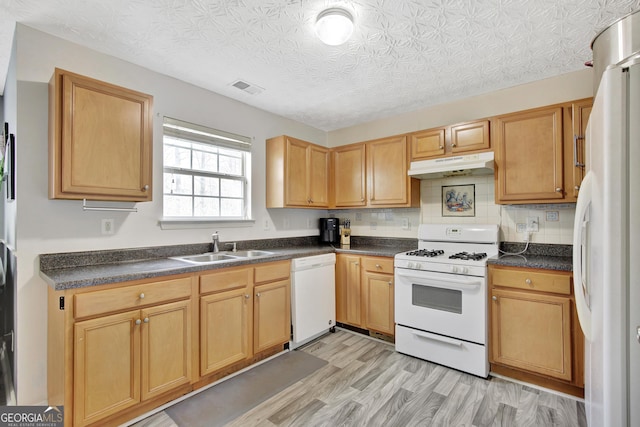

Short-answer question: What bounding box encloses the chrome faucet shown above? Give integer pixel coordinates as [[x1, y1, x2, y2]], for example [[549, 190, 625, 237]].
[[212, 232, 220, 253]]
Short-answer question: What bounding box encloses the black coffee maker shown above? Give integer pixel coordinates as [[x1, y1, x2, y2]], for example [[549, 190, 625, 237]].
[[319, 218, 339, 244]]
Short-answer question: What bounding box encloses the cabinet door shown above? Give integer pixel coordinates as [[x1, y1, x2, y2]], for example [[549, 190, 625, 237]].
[[494, 107, 565, 203], [490, 288, 572, 381], [410, 128, 446, 160], [200, 287, 252, 376], [50, 69, 152, 201], [368, 136, 409, 205], [141, 300, 192, 401], [284, 137, 310, 206], [569, 99, 593, 198], [74, 310, 141, 427], [308, 144, 330, 207], [362, 271, 394, 335], [254, 279, 290, 353], [332, 144, 366, 207], [451, 120, 490, 153], [344, 255, 363, 327]]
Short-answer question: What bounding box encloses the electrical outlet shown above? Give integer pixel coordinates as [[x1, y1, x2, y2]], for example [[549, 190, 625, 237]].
[[264, 219, 270, 231], [516, 223, 526, 233], [401, 218, 409, 230], [355, 212, 362, 221], [101, 219, 114, 235], [526, 216, 539, 232]]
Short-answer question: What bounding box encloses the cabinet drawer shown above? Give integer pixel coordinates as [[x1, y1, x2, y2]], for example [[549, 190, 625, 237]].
[[491, 267, 571, 295], [254, 261, 290, 284], [361, 257, 394, 274], [200, 267, 252, 294], [74, 277, 192, 319]]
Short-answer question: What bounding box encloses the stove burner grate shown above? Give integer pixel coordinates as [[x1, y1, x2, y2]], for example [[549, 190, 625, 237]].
[[449, 252, 488, 261], [406, 249, 445, 258]]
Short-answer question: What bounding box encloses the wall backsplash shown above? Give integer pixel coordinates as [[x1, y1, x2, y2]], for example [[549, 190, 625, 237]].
[[420, 175, 575, 244]]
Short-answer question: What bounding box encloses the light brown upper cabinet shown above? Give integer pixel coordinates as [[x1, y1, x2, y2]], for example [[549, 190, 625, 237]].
[[494, 106, 566, 204], [409, 120, 490, 161], [330, 135, 419, 209], [367, 136, 419, 207], [451, 120, 491, 153], [266, 135, 329, 208], [410, 128, 446, 160], [331, 143, 367, 207], [567, 99, 593, 199], [494, 99, 592, 204], [49, 68, 153, 202]]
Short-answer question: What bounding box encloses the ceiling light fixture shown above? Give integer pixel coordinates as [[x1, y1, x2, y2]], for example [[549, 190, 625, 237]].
[[315, 8, 354, 46]]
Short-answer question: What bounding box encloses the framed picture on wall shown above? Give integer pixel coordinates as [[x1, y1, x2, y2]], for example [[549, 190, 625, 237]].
[[442, 184, 475, 217]]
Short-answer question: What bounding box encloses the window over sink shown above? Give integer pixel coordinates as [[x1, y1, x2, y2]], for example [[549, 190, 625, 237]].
[[162, 117, 252, 222]]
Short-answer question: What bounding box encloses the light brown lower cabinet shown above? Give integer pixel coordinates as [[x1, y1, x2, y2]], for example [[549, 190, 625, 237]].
[[336, 254, 394, 337], [488, 264, 584, 397], [49, 260, 291, 427]]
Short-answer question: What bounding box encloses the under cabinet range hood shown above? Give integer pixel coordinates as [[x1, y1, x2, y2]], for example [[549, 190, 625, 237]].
[[408, 151, 495, 179]]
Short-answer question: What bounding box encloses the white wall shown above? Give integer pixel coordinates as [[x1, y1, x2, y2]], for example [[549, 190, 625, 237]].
[[328, 69, 593, 243], [12, 25, 328, 405]]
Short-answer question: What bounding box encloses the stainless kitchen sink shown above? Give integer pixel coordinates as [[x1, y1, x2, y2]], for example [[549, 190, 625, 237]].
[[170, 250, 274, 264], [171, 253, 241, 264], [230, 250, 274, 258]]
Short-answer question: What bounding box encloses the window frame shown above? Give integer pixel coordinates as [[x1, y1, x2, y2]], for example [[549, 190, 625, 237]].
[[160, 117, 253, 225]]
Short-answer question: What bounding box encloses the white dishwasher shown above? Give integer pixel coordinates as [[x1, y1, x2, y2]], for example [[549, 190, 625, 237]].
[[290, 253, 336, 349]]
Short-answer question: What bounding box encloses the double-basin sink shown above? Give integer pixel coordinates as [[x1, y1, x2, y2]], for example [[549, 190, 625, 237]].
[[171, 250, 275, 265]]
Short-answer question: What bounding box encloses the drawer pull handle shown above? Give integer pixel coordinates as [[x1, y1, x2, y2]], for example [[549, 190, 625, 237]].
[[135, 319, 141, 325], [525, 279, 532, 285], [139, 293, 145, 299], [143, 317, 149, 323]]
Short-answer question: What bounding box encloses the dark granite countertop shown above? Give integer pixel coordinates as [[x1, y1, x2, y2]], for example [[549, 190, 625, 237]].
[[487, 242, 573, 272], [40, 236, 416, 291]]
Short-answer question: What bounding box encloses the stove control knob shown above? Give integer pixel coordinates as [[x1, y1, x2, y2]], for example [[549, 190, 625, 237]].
[[416, 263, 422, 270], [461, 267, 469, 274], [452, 266, 459, 273], [407, 262, 414, 269]]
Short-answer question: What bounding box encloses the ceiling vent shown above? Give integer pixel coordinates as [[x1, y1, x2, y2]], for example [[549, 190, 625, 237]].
[[230, 79, 264, 95]]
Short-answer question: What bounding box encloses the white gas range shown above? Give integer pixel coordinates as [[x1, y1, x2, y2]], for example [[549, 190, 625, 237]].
[[394, 224, 499, 378]]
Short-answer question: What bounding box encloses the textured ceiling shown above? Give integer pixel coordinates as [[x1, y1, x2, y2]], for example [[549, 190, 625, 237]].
[[1, 0, 639, 131]]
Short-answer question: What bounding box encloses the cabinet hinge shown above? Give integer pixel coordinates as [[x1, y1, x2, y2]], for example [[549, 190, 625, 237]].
[[59, 296, 65, 310]]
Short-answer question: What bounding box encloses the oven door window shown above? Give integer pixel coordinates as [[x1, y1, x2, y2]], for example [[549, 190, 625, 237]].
[[412, 283, 462, 314]]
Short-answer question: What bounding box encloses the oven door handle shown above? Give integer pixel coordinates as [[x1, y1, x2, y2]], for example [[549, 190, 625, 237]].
[[410, 329, 463, 347], [395, 270, 482, 289]]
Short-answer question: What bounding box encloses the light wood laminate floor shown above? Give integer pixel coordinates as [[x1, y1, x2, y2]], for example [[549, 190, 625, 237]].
[[133, 329, 586, 427]]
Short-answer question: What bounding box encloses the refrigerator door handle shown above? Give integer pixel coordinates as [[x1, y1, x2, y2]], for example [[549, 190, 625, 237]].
[[574, 170, 594, 340]]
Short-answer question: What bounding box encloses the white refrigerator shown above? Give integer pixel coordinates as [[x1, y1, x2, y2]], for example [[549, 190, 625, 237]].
[[573, 35, 640, 427]]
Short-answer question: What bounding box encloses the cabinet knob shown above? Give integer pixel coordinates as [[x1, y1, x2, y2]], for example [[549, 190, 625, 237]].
[[245, 294, 250, 299], [135, 319, 142, 325], [492, 296, 498, 301], [375, 264, 381, 269], [525, 278, 532, 285], [139, 293, 145, 299], [439, 145, 444, 149], [555, 187, 563, 192], [354, 262, 359, 266], [451, 143, 457, 147], [575, 185, 580, 190], [361, 198, 365, 202], [388, 281, 392, 286], [143, 317, 149, 323], [142, 184, 149, 192], [256, 292, 261, 298]]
